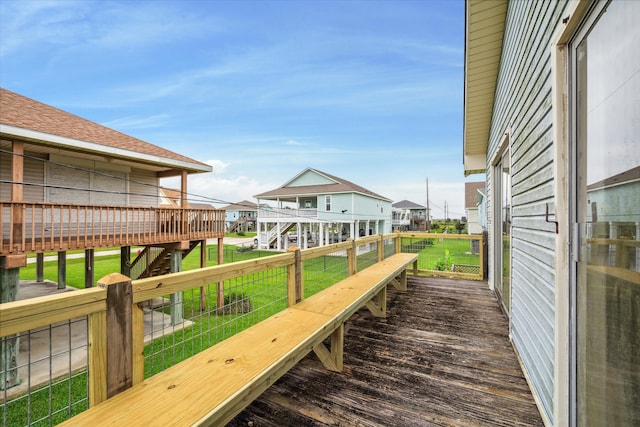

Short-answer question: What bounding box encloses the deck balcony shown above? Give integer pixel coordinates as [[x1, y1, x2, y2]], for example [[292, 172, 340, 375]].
[[0, 201, 226, 256], [258, 206, 319, 221]]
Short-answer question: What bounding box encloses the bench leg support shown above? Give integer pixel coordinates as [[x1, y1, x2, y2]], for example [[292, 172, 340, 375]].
[[389, 269, 408, 292], [313, 323, 344, 372], [365, 285, 387, 318]]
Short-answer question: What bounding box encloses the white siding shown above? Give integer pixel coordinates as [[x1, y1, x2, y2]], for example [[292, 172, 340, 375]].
[[0, 149, 45, 202], [486, 0, 569, 422], [129, 169, 159, 207]]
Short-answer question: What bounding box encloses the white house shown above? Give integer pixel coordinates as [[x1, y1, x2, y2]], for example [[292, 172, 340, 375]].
[[464, 182, 485, 234], [464, 1, 639, 425], [221, 200, 263, 233], [391, 200, 426, 231], [254, 168, 392, 250]]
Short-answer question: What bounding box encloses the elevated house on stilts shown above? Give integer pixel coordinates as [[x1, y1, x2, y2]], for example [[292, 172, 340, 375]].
[[254, 168, 392, 250]]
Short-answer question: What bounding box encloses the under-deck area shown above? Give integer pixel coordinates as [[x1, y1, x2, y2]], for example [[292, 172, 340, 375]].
[[229, 276, 543, 426]]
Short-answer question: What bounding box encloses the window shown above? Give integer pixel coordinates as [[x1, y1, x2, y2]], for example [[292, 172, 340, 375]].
[[325, 195, 331, 211]]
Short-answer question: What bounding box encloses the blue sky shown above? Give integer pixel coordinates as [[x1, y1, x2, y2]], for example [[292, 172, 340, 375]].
[[0, 0, 472, 218]]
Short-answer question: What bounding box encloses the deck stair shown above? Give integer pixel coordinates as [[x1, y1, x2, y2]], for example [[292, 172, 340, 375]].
[[263, 223, 296, 248], [130, 240, 200, 279]]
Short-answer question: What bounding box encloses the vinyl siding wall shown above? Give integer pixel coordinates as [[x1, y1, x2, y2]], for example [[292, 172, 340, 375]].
[[486, 1, 569, 423]]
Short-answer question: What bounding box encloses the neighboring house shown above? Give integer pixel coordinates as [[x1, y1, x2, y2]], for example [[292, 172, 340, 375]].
[[221, 200, 260, 233], [254, 168, 392, 250], [464, 1, 639, 426], [464, 182, 485, 234], [391, 200, 426, 231], [0, 87, 225, 292], [159, 187, 214, 210]]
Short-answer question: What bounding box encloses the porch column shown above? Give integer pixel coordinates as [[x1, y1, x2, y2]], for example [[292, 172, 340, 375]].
[[319, 223, 324, 246], [170, 249, 183, 325], [303, 224, 308, 249]]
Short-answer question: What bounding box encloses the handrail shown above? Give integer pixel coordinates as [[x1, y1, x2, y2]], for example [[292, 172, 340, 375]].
[[0, 201, 226, 255]]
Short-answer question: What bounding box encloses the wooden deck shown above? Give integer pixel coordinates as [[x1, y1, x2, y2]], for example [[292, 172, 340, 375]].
[[228, 276, 543, 427]]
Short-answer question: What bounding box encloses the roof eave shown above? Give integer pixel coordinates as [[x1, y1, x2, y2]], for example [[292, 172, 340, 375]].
[[1, 124, 212, 174], [463, 0, 508, 176]]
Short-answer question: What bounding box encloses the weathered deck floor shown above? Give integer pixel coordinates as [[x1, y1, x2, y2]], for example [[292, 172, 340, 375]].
[[228, 276, 543, 427]]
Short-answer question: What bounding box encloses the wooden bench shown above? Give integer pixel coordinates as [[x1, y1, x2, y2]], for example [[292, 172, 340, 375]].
[[60, 253, 418, 426]]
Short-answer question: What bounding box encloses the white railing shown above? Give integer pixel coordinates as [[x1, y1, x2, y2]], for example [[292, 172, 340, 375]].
[[258, 207, 318, 219]]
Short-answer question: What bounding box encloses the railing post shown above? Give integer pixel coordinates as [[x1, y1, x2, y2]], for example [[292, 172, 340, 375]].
[[395, 232, 402, 254], [482, 230, 488, 281], [347, 238, 357, 276], [97, 273, 133, 399], [287, 246, 302, 305], [377, 234, 384, 261]]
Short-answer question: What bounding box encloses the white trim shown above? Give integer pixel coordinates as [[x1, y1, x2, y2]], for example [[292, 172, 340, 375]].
[[551, 2, 592, 426], [0, 124, 211, 173]]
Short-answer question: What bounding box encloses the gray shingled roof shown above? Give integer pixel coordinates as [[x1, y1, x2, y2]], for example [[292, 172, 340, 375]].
[[392, 200, 425, 209]]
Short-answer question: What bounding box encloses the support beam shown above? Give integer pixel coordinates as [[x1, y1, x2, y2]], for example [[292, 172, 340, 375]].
[[0, 259, 20, 389], [365, 285, 387, 318], [312, 324, 344, 372], [85, 249, 95, 288], [36, 253, 44, 282], [121, 246, 131, 278], [170, 249, 183, 325], [57, 251, 66, 289]]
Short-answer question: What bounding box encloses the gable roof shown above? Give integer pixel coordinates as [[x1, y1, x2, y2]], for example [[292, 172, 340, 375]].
[[255, 167, 391, 202], [0, 88, 211, 175], [221, 200, 259, 211], [465, 181, 485, 208], [392, 200, 425, 209]]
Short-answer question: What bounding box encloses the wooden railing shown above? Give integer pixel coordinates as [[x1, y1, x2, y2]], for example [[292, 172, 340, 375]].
[[0, 232, 487, 425], [0, 202, 226, 255], [0, 235, 394, 408]]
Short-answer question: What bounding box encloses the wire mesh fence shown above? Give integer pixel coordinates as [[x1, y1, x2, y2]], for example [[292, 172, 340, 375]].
[[303, 249, 349, 298], [143, 265, 289, 378], [1, 319, 89, 427], [400, 234, 482, 277]]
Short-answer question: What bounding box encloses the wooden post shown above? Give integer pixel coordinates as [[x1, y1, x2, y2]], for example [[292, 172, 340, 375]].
[[11, 142, 24, 251], [85, 249, 94, 288], [131, 302, 145, 386], [57, 251, 66, 289], [97, 273, 133, 398], [287, 247, 302, 306], [200, 240, 207, 311], [0, 259, 20, 389], [347, 238, 357, 276], [395, 232, 402, 255], [120, 246, 131, 277], [377, 234, 385, 261], [216, 237, 224, 313], [170, 249, 183, 325], [87, 309, 107, 406], [36, 253, 44, 282], [482, 230, 488, 281]]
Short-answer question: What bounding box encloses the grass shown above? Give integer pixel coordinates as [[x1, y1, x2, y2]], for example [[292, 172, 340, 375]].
[[401, 236, 480, 272]]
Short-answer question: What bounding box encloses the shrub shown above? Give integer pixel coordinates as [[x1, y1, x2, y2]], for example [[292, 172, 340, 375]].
[[221, 292, 253, 315]]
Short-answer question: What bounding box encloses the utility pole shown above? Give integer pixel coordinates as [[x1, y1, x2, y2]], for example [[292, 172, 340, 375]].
[[426, 178, 431, 232]]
